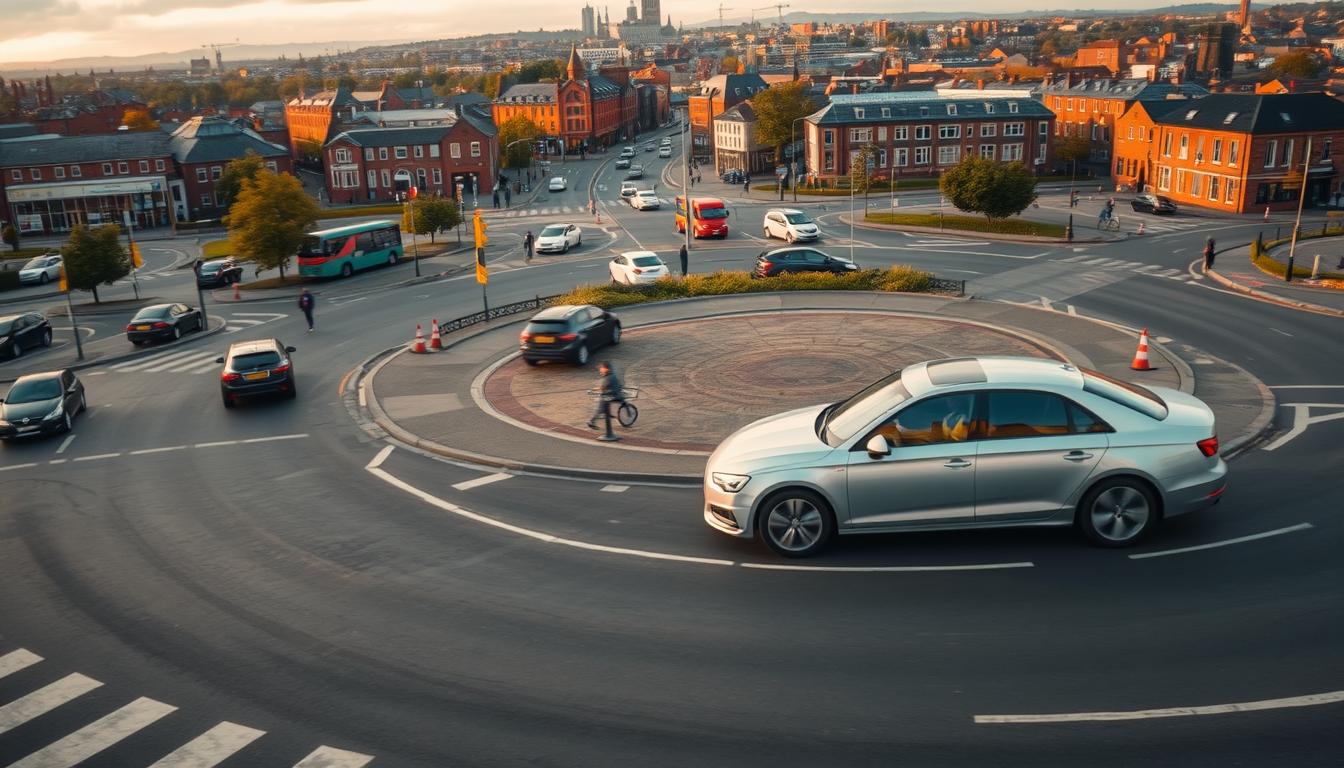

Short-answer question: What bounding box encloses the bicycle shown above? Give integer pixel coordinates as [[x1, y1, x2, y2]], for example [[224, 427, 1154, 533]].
[[588, 386, 640, 427], [1098, 214, 1120, 231]]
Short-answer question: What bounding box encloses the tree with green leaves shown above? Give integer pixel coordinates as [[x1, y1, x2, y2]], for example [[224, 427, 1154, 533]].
[[216, 151, 268, 212], [62, 224, 130, 303], [940, 155, 1039, 221], [402, 195, 461, 244], [1054, 133, 1092, 170], [2, 223, 18, 252], [752, 81, 817, 165], [498, 115, 543, 169], [1268, 51, 1325, 79], [850, 144, 877, 210], [226, 171, 320, 279]]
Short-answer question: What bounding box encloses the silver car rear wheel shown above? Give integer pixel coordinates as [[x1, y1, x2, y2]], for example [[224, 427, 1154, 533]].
[[760, 490, 833, 557], [1081, 479, 1156, 547]]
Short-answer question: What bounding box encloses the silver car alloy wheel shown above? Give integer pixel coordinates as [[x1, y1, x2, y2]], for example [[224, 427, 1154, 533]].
[[1089, 485, 1151, 543], [765, 497, 824, 553]]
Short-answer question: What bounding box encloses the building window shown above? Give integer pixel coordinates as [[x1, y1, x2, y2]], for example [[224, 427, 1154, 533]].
[[1191, 173, 1203, 197], [1208, 176, 1220, 200], [1178, 134, 1189, 160], [1212, 138, 1223, 164], [979, 123, 995, 137], [1002, 143, 1023, 161], [196, 168, 208, 183], [980, 144, 995, 159], [1228, 140, 1239, 166], [414, 145, 424, 158], [1003, 122, 1024, 137], [379, 147, 389, 161], [432, 168, 442, 185], [364, 148, 375, 161], [1322, 138, 1332, 160], [395, 146, 408, 159], [54, 167, 65, 179], [211, 166, 222, 180], [367, 169, 377, 189], [1067, 98, 1075, 111], [1283, 138, 1294, 167], [938, 125, 960, 139], [823, 151, 834, 171], [919, 106, 929, 117], [1008, 102, 1019, 113], [1039, 122, 1049, 136], [1037, 143, 1047, 163], [336, 170, 357, 188], [451, 143, 461, 158], [118, 162, 128, 174], [8, 169, 19, 182], [31, 168, 41, 180], [854, 107, 865, 119], [985, 103, 996, 114], [1176, 170, 1188, 194], [137, 160, 147, 173], [895, 148, 908, 166], [881, 108, 890, 118], [102, 163, 113, 175], [878, 149, 888, 167], [430, 145, 440, 158], [1264, 140, 1277, 168], [937, 146, 960, 165], [1157, 166, 1172, 191], [894, 126, 908, 141], [336, 149, 352, 163], [915, 125, 931, 140], [1162, 132, 1173, 157], [1225, 179, 1236, 204], [946, 104, 957, 116], [1127, 126, 1135, 140], [914, 146, 930, 165], [71, 166, 81, 178], [1091, 123, 1098, 141], [1053, 97, 1061, 110], [470, 141, 481, 157], [850, 128, 872, 142], [877, 126, 887, 141], [381, 170, 391, 188]]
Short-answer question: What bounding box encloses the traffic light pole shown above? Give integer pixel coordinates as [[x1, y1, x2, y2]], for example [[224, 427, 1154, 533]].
[[124, 207, 141, 300], [64, 289, 85, 361]]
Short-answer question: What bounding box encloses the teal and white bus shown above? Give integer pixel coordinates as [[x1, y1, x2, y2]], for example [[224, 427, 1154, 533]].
[[297, 220, 403, 278]]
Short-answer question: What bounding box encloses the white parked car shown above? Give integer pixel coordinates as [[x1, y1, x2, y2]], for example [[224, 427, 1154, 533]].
[[609, 251, 670, 284], [18, 254, 63, 285], [658, 145, 672, 158], [763, 209, 821, 242], [535, 223, 582, 254], [630, 190, 661, 210], [620, 181, 639, 198], [547, 176, 567, 192]]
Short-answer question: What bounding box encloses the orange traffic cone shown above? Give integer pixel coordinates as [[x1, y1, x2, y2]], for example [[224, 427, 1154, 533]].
[[1130, 328, 1153, 371], [429, 319, 442, 351], [410, 324, 426, 354], [233, 281, 241, 301]]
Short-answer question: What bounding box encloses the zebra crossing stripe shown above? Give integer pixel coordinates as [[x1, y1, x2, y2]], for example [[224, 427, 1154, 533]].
[[1134, 264, 1160, 272], [1079, 257, 1109, 265], [147, 721, 266, 768], [1057, 254, 1090, 263], [0, 673, 103, 735], [180, 357, 227, 374], [8, 696, 177, 768], [109, 349, 206, 372], [139, 351, 220, 374], [291, 745, 375, 767], [1153, 268, 1181, 277], [0, 649, 42, 679]]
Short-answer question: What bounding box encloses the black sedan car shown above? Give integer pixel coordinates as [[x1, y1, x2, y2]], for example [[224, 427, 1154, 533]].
[[1131, 193, 1178, 215], [753, 247, 858, 278], [196, 258, 244, 288], [217, 338, 297, 408], [519, 304, 621, 366], [126, 303, 204, 345], [0, 369, 85, 441], [1, 312, 52, 360]]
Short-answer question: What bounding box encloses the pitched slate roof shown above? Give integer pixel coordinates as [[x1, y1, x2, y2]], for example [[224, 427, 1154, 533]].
[[808, 92, 1054, 125], [326, 126, 454, 148], [716, 102, 756, 122], [0, 131, 171, 168], [496, 84, 558, 104], [588, 74, 624, 99], [1149, 92, 1344, 133], [167, 115, 288, 164], [1036, 77, 1209, 101]]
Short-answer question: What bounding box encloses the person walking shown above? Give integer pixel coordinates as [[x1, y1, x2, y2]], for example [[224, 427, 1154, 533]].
[[298, 288, 315, 332], [523, 230, 534, 263], [743, 174, 751, 195], [587, 361, 625, 430], [679, 243, 688, 277], [504, 186, 511, 207], [492, 189, 500, 209], [1203, 237, 1216, 271]]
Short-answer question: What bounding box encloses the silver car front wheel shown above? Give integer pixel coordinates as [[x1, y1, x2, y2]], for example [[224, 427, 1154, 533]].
[[759, 489, 834, 558], [1080, 479, 1157, 547]]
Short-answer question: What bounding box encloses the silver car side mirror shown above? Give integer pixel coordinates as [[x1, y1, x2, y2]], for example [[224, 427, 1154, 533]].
[[865, 434, 891, 457]]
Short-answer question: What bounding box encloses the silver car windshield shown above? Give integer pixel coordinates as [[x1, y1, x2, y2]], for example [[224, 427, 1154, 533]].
[[540, 226, 566, 237], [821, 372, 910, 446]]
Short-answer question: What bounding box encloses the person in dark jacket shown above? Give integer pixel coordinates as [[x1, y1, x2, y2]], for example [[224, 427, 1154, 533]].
[[1203, 237, 1216, 270], [523, 231, 534, 262], [679, 244, 688, 277], [587, 361, 625, 430], [298, 288, 315, 332]]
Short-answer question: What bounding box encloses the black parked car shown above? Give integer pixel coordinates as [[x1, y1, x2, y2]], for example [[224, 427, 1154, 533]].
[[1130, 193, 1178, 215], [126, 303, 204, 345], [1, 312, 53, 360], [753, 247, 858, 278], [217, 338, 297, 408], [196, 258, 244, 288], [0, 369, 85, 441], [519, 304, 621, 366]]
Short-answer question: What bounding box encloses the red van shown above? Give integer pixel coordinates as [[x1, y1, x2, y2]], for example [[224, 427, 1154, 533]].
[[675, 196, 730, 238]]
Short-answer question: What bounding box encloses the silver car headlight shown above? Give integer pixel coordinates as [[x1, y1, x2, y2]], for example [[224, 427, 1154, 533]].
[[711, 472, 751, 493], [44, 402, 64, 421]]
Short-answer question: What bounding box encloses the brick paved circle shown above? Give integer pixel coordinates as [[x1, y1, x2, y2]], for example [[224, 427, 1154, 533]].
[[482, 311, 1057, 452]]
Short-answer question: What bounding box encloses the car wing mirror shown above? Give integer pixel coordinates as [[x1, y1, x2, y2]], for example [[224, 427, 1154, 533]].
[[285, 346, 297, 353], [214, 356, 225, 364], [865, 434, 891, 458]]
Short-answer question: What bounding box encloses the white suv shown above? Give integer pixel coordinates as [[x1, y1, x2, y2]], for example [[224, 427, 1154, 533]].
[[763, 209, 821, 243]]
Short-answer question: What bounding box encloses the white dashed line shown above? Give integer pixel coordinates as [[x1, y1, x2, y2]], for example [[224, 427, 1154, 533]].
[[452, 472, 513, 491], [975, 689, 1344, 723], [48, 459, 66, 465], [600, 484, 630, 493], [72, 453, 120, 462], [193, 440, 238, 448], [367, 445, 394, 469], [0, 463, 38, 472], [741, 561, 1035, 572], [1128, 523, 1313, 559], [130, 445, 188, 455], [241, 433, 308, 444], [55, 434, 76, 455]]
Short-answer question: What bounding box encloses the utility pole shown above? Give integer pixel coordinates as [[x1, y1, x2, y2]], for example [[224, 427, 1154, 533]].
[[1285, 136, 1311, 282], [123, 205, 141, 300]]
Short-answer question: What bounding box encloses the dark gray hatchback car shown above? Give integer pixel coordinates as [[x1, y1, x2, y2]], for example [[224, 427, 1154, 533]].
[[217, 338, 297, 408], [518, 305, 621, 366]]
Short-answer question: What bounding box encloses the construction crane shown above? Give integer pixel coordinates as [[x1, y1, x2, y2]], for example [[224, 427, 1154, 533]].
[[717, 3, 732, 29], [202, 39, 239, 75], [753, 3, 788, 27]]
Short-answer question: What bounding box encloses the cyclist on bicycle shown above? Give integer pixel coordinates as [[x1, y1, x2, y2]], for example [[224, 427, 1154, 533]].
[[1098, 199, 1115, 228], [588, 361, 626, 430]]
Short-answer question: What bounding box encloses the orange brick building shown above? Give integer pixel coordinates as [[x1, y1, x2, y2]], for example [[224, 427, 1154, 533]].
[[491, 47, 637, 152], [1112, 93, 1344, 213], [284, 87, 361, 159], [1073, 40, 1126, 74]]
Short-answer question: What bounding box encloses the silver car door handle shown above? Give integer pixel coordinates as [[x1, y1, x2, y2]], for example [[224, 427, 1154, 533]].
[[943, 459, 972, 469], [1064, 451, 1094, 461]]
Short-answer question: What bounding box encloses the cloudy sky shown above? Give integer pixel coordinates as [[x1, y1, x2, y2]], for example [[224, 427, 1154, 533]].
[[2, 0, 1180, 66]]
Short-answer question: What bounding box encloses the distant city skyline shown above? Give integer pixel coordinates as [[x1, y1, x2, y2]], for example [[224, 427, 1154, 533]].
[[2, 0, 1246, 67]]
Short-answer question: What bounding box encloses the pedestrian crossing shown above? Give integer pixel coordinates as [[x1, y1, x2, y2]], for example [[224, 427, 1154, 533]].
[[223, 312, 287, 334], [0, 647, 375, 767], [99, 313, 290, 376], [1052, 254, 1194, 281], [489, 197, 680, 219]]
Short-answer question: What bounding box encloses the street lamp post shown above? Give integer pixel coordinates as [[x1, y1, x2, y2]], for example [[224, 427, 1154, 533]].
[[394, 169, 421, 277], [791, 115, 808, 202], [682, 105, 692, 256], [1285, 136, 1313, 282]]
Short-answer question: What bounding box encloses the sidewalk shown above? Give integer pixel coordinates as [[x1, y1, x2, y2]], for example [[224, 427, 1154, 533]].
[[361, 291, 1274, 483], [1206, 244, 1344, 317]]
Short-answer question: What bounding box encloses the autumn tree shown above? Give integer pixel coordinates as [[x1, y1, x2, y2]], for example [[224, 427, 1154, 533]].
[[1269, 51, 1325, 79], [1054, 133, 1093, 171], [62, 224, 130, 303], [2, 223, 19, 252], [751, 81, 817, 165], [720, 55, 741, 74], [216, 151, 268, 212], [226, 171, 320, 278], [498, 115, 543, 168], [402, 195, 461, 244], [120, 108, 159, 131], [940, 155, 1038, 221]]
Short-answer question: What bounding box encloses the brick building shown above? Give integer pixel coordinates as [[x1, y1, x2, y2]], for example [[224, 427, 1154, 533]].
[[713, 102, 773, 175], [804, 91, 1055, 183], [491, 47, 637, 153], [1036, 76, 1208, 165], [168, 115, 292, 221], [1112, 92, 1344, 213], [688, 73, 769, 160], [1073, 40, 1126, 74], [322, 115, 499, 204], [284, 87, 362, 159]]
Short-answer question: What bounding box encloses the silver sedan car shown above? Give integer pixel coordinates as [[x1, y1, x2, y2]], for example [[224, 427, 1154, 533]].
[[703, 356, 1227, 557]]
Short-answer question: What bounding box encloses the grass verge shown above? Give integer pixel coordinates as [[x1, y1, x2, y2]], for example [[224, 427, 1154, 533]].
[[551, 267, 940, 309], [864, 212, 1067, 238], [1249, 226, 1344, 282]]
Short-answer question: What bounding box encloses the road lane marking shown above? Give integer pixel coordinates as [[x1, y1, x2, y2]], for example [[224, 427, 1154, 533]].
[[0, 463, 38, 472], [1269, 327, 1293, 337], [367, 445, 394, 470], [1128, 523, 1313, 560], [974, 689, 1344, 723], [1268, 384, 1344, 388], [0, 673, 104, 735], [241, 433, 308, 444], [0, 648, 42, 679], [452, 472, 512, 491], [1262, 404, 1344, 451], [48, 459, 66, 465], [600, 484, 629, 493], [147, 721, 267, 767], [72, 453, 120, 462], [9, 695, 177, 767], [291, 746, 375, 768], [193, 440, 238, 448], [741, 562, 1035, 572], [55, 434, 76, 455], [130, 445, 188, 455]]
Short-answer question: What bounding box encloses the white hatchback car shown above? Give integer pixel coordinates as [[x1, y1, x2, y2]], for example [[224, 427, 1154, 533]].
[[547, 176, 567, 192], [620, 181, 639, 198], [763, 209, 821, 242], [609, 251, 669, 284], [535, 223, 582, 254], [658, 145, 672, 158], [18, 254, 63, 285], [630, 190, 660, 210]]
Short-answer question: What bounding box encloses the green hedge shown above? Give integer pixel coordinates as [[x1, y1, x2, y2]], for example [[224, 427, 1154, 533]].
[[553, 267, 937, 309], [865, 212, 1067, 237], [1249, 226, 1344, 280]]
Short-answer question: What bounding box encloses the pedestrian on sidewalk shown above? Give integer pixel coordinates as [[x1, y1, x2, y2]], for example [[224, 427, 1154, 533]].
[[504, 186, 511, 207], [743, 174, 751, 195], [1070, 190, 1079, 208], [587, 361, 626, 430], [524, 230, 534, 263], [492, 189, 500, 209], [298, 288, 315, 332], [679, 244, 688, 277], [1203, 237, 1216, 271]]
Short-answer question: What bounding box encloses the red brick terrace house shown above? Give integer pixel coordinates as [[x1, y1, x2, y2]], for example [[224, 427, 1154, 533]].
[[167, 115, 293, 221], [322, 113, 499, 204]]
